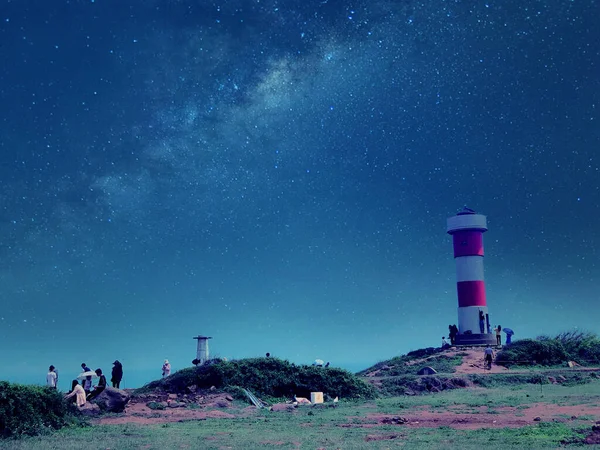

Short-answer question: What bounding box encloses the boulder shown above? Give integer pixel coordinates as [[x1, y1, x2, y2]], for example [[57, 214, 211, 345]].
[[270, 403, 295, 412], [92, 387, 130, 413], [417, 366, 437, 375], [79, 402, 101, 417]]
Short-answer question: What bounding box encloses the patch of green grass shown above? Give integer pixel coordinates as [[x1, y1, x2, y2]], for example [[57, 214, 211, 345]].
[[145, 401, 165, 411], [374, 381, 600, 412], [0, 408, 588, 450], [359, 351, 464, 377]]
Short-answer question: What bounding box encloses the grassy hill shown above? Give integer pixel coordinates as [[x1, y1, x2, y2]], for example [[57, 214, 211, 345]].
[[358, 347, 465, 377], [137, 357, 377, 400]]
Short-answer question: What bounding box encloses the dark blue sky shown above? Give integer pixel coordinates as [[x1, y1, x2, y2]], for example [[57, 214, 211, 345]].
[[1, 0, 599, 388]]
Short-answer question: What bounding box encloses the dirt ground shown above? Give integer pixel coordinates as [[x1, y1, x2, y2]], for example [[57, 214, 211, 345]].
[[93, 350, 600, 432], [94, 391, 600, 431], [450, 347, 512, 374], [363, 403, 600, 430], [94, 392, 255, 425]]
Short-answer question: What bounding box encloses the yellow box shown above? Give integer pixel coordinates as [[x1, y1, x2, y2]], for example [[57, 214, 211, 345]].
[[310, 392, 324, 404]]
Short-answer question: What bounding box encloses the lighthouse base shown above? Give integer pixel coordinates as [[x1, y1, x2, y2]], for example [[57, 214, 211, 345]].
[[455, 333, 497, 346]]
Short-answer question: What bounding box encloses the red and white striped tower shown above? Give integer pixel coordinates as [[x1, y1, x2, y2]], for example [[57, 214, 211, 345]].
[[447, 207, 496, 346]]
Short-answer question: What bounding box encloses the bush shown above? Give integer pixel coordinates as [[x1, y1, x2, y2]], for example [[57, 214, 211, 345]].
[[139, 358, 376, 400], [0, 382, 82, 439], [496, 331, 600, 367]]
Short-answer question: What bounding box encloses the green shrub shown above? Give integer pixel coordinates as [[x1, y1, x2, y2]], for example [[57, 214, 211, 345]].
[[496, 331, 600, 367], [146, 401, 166, 410], [138, 358, 376, 400], [496, 338, 569, 366], [0, 382, 82, 439]]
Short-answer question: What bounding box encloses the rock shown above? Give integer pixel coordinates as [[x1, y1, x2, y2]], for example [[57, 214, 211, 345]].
[[216, 401, 229, 408], [404, 389, 417, 396], [79, 402, 101, 417], [270, 403, 295, 412], [557, 375, 567, 382], [548, 376, 557, 384], [450, 378, 470, 388], [225, 395, 234, 402], [534, 417, 541, 421], [168, 393, 178, 400], [294, 397, 311, 405], [188, 385, 198, 393], [417, 367, 437, 375], [210, 386, 216, 391], [382, 416, 409, 425], [92, 387, 130, 413]]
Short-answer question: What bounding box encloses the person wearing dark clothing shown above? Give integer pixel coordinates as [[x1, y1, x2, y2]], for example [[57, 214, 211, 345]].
[[81, 363, 92, 394], [111, 360, 123, 388], [448, 325, 458, 345], [483, 346, 494, 370], [478, 310, 485, 334], [87, 368, 107, 400]]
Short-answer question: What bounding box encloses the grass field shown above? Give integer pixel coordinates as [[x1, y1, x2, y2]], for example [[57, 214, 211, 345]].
[[2, 382, 598, 449]]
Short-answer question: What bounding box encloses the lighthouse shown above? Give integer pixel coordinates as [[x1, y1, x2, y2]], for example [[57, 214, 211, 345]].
[[447, 207, 496, 346]]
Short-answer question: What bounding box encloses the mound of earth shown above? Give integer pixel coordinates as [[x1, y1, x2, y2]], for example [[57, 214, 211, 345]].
[[96, 389, 254, 425]]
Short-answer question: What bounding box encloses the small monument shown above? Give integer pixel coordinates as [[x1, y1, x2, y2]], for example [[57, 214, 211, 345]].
[[193, 335, 213, 364]]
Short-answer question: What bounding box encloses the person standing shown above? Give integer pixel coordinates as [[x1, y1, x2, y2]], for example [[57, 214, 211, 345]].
[[483, 345, 495, 370], [46, 365, 57, 389], [162, 359, 171, 378], [448, 325, 458, 345], [111, 360, 123, 388], [478, 310, 485, 334], [494, 325, 502, 346], [81, 363, 92, 394]]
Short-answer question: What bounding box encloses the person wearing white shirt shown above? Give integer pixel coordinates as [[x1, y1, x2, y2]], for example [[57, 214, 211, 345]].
[[46, 365, 57, 389]]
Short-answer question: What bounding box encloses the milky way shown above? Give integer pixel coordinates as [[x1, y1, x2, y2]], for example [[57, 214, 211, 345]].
[[0, 0, 598, 387]]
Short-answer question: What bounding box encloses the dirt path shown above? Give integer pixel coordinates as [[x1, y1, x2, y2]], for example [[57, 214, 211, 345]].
[[450, 347, 600, 375], [364, 402, 600, 430], [450, 348, 511, 374]]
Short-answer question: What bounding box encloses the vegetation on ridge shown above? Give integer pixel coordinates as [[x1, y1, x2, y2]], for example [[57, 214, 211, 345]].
[[0, 382, 83, 439], [497, 331, 600, 367], [357, 347, 465, 377], [138, 357, 377, 400]]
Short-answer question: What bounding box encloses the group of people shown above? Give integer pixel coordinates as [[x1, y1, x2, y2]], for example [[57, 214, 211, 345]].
[[46, 360, 124, 408], [444, 320, 508, 347]]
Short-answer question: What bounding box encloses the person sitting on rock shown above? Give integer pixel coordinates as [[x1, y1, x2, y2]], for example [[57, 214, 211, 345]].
[[65, 380, 86, 407], [87, 368, 107, 400], [442, 337, 450, 349]]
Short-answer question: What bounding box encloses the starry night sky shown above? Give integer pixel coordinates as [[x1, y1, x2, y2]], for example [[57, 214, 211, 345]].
[[1, 0, 599, 389]]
